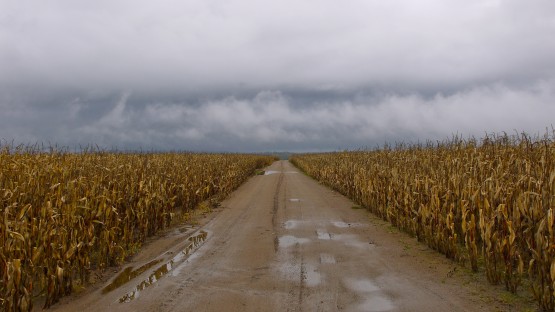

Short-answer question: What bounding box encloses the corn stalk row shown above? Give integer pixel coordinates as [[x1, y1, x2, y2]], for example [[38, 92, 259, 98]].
[[291, 135, 555, 311], [0, 148, 275, 311]]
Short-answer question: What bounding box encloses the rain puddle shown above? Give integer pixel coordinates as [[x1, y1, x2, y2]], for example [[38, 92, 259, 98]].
[[283, 220, 311, 229], [316, 229, 332, 240], [319, 253, 336, 264], [345, 278, 380, 292], [178, 225, 195, 233], [277, 261, 321, 287], [345, 278, 394, 311], [289, 198, 300, 202], [264, 170, 280, 175], [357, 296, 394, 311], [304, 263, 321, 287], [331, 221, 363, 228], [278, 235, 310, 248], [102, 259, 163, 294], [334, 234, 374, 249], [118, 231, 208, 303], [264, 171, 297, 175], [172, 250, 201, 277]]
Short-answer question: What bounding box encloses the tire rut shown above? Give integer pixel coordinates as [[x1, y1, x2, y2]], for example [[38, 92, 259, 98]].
[[272, 162, 285, 253]]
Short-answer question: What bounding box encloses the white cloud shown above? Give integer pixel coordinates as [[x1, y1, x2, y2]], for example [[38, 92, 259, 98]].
[[1, 1, 554, 150], [1, 0, 554, 91]]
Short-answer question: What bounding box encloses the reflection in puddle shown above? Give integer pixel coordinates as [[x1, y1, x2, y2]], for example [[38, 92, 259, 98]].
[[172, 249, 202, 277], [178, 225, 194, 233], [320, 253, 336, 264], [316, 229, 332, 240], [304, 263, 321, 287], [284, 220, 305, 229], [358, 296, 394, 311], [264, 170, 280, 175], [331, 221, 363, 228], [278, 235, 310, 248], [264, 171, 298, 175], [332, 221, 349, 228], [102, 259, 163, 294], [277, 261, 321, 287], [118, 231, 208, 303], [344, 278, 394, 311], [345, 278, 380, 292]]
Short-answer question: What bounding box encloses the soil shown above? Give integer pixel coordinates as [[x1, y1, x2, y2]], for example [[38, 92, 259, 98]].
[[49, 160, 537, 312]]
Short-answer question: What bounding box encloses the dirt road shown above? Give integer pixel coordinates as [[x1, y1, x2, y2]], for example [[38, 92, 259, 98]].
[[51, 161, 530, 312]]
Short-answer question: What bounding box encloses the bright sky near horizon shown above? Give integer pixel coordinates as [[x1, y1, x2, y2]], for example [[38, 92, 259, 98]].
[[1, 0, 554, 151]]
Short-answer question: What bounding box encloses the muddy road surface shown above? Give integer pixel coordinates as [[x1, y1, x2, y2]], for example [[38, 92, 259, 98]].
[[51, 161, 531, 312]]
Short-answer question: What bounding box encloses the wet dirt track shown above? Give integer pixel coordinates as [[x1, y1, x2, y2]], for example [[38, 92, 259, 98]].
[[51, 161, 516, 312]]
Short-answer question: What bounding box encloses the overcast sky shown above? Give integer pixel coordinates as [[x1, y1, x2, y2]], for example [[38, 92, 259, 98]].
[[1, 0, 554, 152]]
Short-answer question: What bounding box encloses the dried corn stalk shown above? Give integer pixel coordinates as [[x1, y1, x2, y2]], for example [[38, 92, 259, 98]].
[[0, 147, 275, 311], [291, 134, 555, 311]]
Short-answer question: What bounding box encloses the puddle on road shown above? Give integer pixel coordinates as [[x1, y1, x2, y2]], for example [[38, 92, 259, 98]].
[[284, 220, 307, 230], [118, 231, 208, 303], [102, 259, 163, 294], [334, 234, 375, 250], [357, 296, 395, 312], [264, 171, 298, 175], [316, 229, 332, 240], [278, 260, 321, 287], [304, 263, 321, 287], [320, 253, 336, 264], [178, 225, 195, 233], [331, 221, 364, 228], [264, 170, 280, 175], [289, 198, 300, 202], [278, 235, 310, 248], [345, 278, 380, 292], [345, 278, 394, 311]]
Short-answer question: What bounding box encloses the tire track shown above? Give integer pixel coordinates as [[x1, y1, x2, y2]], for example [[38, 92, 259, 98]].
[[272, 162, 285, 253]]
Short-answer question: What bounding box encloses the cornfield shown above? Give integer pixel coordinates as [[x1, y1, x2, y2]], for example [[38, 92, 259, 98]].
[[291, 134, 555, 311], [0, 146, 274, 311]]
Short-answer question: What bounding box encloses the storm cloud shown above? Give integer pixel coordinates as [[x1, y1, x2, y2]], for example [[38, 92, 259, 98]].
[[1, 0, 554, 151]]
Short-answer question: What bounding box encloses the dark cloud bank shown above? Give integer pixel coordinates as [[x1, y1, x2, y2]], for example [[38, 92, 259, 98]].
[[1, 0, 554, 152]]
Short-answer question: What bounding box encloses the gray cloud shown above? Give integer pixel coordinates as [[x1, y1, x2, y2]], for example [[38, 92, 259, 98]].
[[1, 1, 554, 151], [1, 82, 553, 152]]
